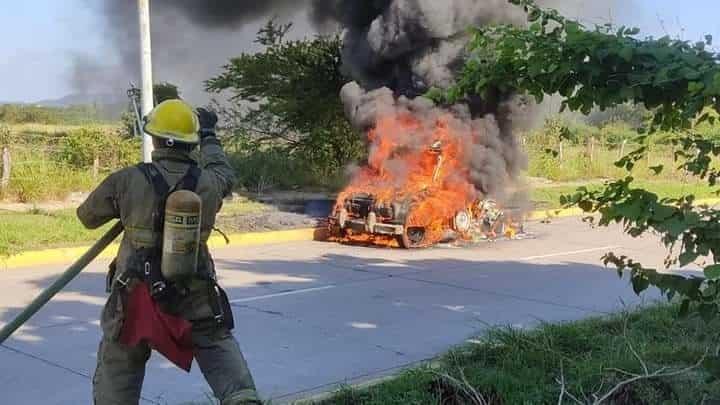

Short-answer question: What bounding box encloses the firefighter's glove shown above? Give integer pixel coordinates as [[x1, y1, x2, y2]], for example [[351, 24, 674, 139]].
[[197, 108, 218, 138]]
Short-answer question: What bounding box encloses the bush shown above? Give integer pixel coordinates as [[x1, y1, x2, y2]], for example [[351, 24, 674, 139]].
[[9, 156, 94, 202], [58, 127, 140, 171], [228, 146, 347, 193]]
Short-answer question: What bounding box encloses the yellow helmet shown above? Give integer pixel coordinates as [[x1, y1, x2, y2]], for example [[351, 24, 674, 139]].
[[143, 100, 200, 144]]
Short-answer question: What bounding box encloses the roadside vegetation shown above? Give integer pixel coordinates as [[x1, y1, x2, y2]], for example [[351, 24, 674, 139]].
[[0, 200, 268, 258], [320, 304, 720, 404]]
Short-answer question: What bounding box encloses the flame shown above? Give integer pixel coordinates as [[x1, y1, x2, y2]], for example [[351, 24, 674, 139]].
[[334, 112, 478, 245], [332, 110, 525, 248]]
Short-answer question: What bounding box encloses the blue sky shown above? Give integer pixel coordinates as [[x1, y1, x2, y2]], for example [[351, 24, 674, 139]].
[[0, 0, 113, 102], [0, 1, 718, 103]]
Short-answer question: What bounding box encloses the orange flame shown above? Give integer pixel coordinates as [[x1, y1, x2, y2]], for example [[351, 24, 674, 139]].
[[335, 112, 480, 246]]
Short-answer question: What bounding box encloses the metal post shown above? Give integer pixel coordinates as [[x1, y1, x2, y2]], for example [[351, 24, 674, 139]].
[[138, 0, 154, 163]]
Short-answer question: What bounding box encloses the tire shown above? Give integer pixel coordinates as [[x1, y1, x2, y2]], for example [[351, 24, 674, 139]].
[[396, 226, 427, 249]]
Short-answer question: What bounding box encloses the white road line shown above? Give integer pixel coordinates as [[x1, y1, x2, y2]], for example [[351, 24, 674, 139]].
[[520, 246, 621, 261], [230, 285, 336, 304]]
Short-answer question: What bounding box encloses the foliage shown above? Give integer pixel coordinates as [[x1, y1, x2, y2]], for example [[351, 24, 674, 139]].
[[153, 82, 181, 104], [447, 0, 720, 326], [446, 0, 720, 132], [227, 144, 346, 192], [585, 103, 652, 129], [321, 305, 720, 404], [0, 124, 12, 146], [206, 20, 364, 187], [8, 158, 95, 203], [58, 127, 139, 170]]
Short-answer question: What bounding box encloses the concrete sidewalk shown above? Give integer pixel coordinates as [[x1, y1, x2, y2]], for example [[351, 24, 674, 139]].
[[0, 217, 670, 404]]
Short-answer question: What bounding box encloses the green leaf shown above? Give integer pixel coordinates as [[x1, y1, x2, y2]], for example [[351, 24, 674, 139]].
[[688, 81, 705, 94], [631, 276, 650, 295], [619, 47, 634, 62], [679, 251, 698, 267], [679, 299, 691, 317], [704, 264, 720, 280], [649, 165, 664, 175], [699, 303, 717, 323], [651, 205, 675, 221], [578, 200, 593, 212]]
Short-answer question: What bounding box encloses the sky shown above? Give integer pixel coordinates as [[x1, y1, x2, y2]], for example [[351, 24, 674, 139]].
[[0, 0, 718, 103]]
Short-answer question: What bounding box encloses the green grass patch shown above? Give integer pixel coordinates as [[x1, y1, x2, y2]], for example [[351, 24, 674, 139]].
[[319, 305, 720, 404], [0, 200, 268, 257], [532, 180, 719, 209], [0, 209, 109, 257]]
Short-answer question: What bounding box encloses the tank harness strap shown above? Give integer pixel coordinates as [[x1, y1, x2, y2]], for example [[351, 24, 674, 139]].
[[138, 163, 171, 235], [116, 163, 230, 327]]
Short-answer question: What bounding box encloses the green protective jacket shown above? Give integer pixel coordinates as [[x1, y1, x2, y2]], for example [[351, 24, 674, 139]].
[[77, 137, 236, 317]]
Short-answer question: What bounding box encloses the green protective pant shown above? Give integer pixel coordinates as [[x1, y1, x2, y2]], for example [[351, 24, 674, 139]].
[[93, 284, 259, 405]]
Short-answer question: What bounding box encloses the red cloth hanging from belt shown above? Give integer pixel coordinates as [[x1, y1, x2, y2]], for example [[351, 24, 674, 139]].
[[119, 283, 194, 372]]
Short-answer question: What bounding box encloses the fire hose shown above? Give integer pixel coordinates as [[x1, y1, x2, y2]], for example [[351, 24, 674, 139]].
[[0, 222, 124, 345]]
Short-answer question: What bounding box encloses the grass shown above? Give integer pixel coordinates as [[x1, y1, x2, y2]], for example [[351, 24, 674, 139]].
[[0, 209, 110, 257], [318, 304, 720, 404], [0, 200, 268, 258], [8, 123, 119, 136], [1, 179, 716, 257], [531, 180, 719, 209]]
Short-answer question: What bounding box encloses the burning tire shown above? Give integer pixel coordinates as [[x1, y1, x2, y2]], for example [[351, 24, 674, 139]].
[[397, 226, 427, 249]]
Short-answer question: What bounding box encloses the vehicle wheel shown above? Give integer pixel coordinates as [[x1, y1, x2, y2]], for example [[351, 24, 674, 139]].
[[397, 226, 427, 249]]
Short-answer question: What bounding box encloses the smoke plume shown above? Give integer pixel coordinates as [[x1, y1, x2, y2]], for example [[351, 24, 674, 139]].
[[75, 0, 312, 102], [326, 0, 626, 203], [323, 0, 538, 202], [79, 1, 624, 104]]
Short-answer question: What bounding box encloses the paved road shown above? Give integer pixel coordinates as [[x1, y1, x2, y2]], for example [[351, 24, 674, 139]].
[[0, 217, 675, 404]]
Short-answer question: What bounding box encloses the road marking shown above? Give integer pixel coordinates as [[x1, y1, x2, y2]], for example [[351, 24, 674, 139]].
[[520, 246, 620, 261], [230, 285, 336, 303]]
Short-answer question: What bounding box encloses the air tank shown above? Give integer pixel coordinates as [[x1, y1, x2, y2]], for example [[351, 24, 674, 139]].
[[162, 190, 202, 281]]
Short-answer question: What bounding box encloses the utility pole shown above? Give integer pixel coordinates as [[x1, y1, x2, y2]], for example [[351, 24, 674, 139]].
[[138, 0, 154, 163]]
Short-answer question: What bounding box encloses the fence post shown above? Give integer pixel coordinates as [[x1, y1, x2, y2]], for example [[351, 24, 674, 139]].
[[619, 139, 627, 159], [92, 155, 100, 180], [1, 146, 10, 190], [559, 140, 564, 162], [589, 137, 596, 163]]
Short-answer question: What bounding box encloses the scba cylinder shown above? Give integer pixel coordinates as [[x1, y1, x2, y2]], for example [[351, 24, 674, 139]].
[[162, 190, 202, 281]]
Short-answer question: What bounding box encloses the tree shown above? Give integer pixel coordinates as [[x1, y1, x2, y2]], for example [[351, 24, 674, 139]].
[[206, 20, 363, 181], [446, 1, 720, 326], [154, 82, 181, 105], [122, 82, 182, 138]]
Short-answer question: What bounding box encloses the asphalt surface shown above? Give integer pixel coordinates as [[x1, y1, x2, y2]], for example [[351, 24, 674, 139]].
[[0, 217, 677, 404]]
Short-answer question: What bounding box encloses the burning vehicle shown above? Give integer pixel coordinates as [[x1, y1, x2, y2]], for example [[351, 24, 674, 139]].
[[318, 0, 536, 248], [330, 111, 524, 248]]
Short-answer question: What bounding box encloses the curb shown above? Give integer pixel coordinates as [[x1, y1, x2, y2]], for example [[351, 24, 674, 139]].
[[3, 198, 719, 270]]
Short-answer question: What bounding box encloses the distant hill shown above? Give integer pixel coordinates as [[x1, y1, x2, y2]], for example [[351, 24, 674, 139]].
[[33, 93, 126, 108]]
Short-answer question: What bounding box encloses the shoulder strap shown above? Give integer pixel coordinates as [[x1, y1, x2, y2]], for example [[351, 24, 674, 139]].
[[138, 163, 170, 197], [176, 165, 201, 192], [137, 163, 170, 234], [137, 162, 202, 234]]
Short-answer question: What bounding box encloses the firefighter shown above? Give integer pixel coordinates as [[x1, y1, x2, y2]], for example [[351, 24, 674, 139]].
[[77, 100, 259, 404]]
